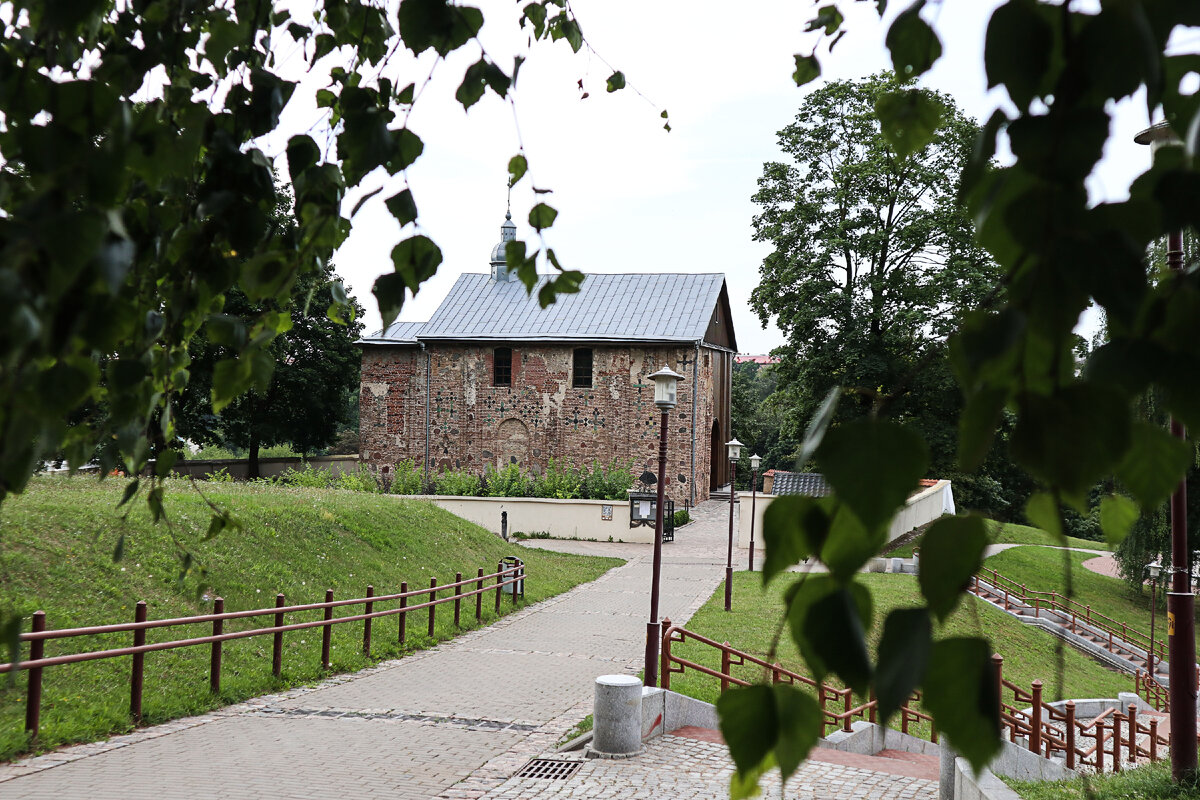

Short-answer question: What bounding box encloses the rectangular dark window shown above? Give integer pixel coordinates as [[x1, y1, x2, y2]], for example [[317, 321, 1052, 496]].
[[494, 347, 512, 387], [572, 347, 593, 388]]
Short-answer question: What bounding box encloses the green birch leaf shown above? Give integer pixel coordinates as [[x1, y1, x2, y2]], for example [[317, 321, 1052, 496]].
[[792, 54, 821, 87], [984, 0, 1053, 109], [1114, 421, 1191, 510], [917, 515, 988, 621], [886, 1, 942, 78], [875, 608, 931, 724], [816, 418, 928, 534], [1024, 491, 1062, 542], [529, 202, 558, 231], [508, 154, 528, 187], [385, 188, 418, 227], [717, 684, 778, 777], [875, 88, 943, 158], [922, 638, 1001, 771], [1099, 494, 1139, 546], [605, 71, 625, 92], [772, 684, 823, 780], [761, 495, 831, 584]]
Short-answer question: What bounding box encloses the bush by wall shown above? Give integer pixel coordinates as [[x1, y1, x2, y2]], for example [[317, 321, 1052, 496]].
[[218, 458, 635, 501]]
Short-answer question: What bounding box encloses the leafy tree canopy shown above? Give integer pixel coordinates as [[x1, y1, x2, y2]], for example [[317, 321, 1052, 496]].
[[175, 259, 365, 478]]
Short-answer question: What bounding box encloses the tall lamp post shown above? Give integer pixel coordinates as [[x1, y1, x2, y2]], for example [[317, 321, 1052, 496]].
[[1136, 121, 1197, 782], [1147, 560, 1163, 676], [643, 366, 683, 687], [725, 438, 743, 612], [748, 454, 761, 571]]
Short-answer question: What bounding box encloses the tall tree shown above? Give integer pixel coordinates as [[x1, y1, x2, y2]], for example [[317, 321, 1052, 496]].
[[750, 74, 998, 471], [176, 261, 365, 478]]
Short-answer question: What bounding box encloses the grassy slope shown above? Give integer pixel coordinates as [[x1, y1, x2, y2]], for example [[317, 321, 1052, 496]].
[[1005, 761, 1194, 799], [0, 477, 621, 760], [984, 545, 1199, 652], [668, 572, 1131, 728], [886, 521, 1112, 559]]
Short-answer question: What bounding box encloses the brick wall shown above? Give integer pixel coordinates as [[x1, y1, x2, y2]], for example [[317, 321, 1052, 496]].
[[359, 342, 722, 503]]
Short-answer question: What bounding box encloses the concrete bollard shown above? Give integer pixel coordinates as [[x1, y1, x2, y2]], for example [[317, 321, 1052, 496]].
[[593, 675, 643, 756], [939, 742, 957, 800]]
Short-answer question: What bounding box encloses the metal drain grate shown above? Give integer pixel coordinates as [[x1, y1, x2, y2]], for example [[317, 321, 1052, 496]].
[[516, 758, 582, 780]]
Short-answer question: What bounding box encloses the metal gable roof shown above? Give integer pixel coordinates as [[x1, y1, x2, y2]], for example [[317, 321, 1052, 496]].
[[359, 321, 423, 345], [771, 472, 832, 497], [409, 272, 729, 343]]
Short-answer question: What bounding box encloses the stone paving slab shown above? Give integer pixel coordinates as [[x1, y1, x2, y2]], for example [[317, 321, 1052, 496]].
[[0, 716, 522, 800], [480, 733, 939, 799]]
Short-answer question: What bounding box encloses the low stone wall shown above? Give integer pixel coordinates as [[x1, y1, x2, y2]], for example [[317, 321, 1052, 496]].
[[954, 759, 1023, 800], [412, 495, 656, 543], [169, 454, 361, 480], [738, 479, 956, 549]]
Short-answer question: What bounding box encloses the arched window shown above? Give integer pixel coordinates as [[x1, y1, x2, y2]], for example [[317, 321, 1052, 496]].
[[494, 347, 512, 387]]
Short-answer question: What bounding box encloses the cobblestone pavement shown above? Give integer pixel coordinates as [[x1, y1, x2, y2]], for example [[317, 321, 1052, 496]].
[[0, 500, 938, 799], [483, 734, 938, 800]]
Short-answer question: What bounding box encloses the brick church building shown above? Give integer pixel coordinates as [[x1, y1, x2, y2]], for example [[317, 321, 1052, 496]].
[[358, 214, 737, 503]]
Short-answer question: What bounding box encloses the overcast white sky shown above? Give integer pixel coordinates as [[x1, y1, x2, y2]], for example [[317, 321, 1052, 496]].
[[286, 0, 1180, 354]]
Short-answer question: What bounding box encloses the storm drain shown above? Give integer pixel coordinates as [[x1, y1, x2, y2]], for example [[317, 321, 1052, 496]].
[[516, 758, 583, 780]]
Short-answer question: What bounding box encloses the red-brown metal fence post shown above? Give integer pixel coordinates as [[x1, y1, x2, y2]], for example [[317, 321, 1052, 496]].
[[1128, 704, 1137, 764], [398, 582, 408, 645], [25, 611, 45, 739], [1113, 712, 1123, 772], [454, 572, 462, 627], [512, 560, 520, 605], [428, 578, 437, 639], [772, 662, 782, 684], [321, 589, 334, 669], [1030, 680, 1043, 755], [659, 618, 672, 690], [495, 560, 503, 613], [1150, 718, 1159, 761], [272, 593, 285, 678], [992, 654, 1003, 735], [475, 568, 484, 622], [1065, 701, 1076, 770], [1096, 719, 1106, 772], [720, 644, 731, 692], [363, 585, 374, 657], [131, 601, 147, 724], [868, 689, 877, 724], [843, 690, 852, 732], [210, 597, 224, 695]]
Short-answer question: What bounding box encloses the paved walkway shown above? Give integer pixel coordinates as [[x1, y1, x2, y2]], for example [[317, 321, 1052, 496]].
[[0, 500, 936, 800]]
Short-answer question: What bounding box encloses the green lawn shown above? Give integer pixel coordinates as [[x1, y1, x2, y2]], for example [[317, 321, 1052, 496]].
[[886, 521, 1112, 559], [1005, 760, 1196, 799], [668, 571, 1132, 737], [983, 545, 1198, 653], [0, 476, 621, 761]]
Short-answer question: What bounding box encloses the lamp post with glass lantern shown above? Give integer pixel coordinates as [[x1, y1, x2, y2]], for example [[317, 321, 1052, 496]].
[[1136, 121, 1197, 782], [725, 438, 743, 611], [643, 366, 683, 687], [748, 454, 761, 571], [1147, 560, 1163, 677]]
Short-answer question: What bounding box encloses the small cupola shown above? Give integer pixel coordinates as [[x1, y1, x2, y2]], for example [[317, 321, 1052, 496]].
[[489, 212, 518, 282]]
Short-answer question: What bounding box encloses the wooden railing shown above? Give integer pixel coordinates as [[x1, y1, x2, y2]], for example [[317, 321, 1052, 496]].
[[993, 654, 1173, 772], [659, 622, 1176, 772], [2, 558, 526, 741], [658, 620, 934, 739], [971, 568, 1166, 667]]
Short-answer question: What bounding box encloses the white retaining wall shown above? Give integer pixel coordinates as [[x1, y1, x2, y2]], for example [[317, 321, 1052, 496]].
[[413, 495, 654, 543], [738, 479, 956, 549]]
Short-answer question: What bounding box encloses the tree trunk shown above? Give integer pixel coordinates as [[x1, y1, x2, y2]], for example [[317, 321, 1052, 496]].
[[248, 434, 260, 480]]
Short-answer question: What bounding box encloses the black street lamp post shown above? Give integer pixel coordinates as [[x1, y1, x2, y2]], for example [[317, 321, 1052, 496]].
[[748, 454, 761, 571], [643, 365, 683, 687], [724, 438, 743, 612], [1136, 121, 1197, 782]]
